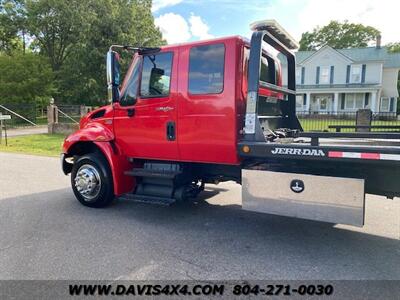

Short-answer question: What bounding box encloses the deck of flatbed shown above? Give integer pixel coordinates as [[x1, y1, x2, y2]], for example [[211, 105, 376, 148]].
[[238, 132, 400, 165]]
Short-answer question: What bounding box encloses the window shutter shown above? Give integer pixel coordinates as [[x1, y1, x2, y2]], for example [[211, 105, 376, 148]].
[[330, 66, 334, 84], [365, 93, 369, 107], [390, 97, 395, 112], [301, 67, 305, 85], [316, 66, 320, 84], [361, 64, 366, 83], [346, 65, 351, 83], [341, 94, 345, 109]]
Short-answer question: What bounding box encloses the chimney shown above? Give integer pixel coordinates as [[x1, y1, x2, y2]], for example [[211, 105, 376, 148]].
[[376, 35, 382, 49]]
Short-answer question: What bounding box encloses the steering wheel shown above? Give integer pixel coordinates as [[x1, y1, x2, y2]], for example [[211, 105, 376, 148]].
[[150, 86, 162, 95]]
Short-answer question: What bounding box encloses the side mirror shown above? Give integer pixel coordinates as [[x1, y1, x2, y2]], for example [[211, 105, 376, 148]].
[[106, 51, 121, 102]]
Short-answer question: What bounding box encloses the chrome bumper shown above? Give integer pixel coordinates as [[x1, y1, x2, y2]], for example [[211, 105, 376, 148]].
[[60, 153, 73, 175]]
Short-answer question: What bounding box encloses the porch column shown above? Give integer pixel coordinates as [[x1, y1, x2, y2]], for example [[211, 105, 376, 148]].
[[333, 92, 339, 114], [305, 92, 311, 112], [370, 91, 378, 113]]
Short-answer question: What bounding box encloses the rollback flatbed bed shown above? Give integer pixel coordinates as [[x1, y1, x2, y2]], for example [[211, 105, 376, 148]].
[[236, 22, 399, 226]]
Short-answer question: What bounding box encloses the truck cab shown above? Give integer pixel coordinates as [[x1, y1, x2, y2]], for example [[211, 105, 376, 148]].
[[62, 26, 295, 207], [114, 37, 242, 165], [111, 36, 285, 165]]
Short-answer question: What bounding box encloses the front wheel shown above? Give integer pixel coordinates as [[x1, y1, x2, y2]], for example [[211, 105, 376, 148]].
[[71, 153, 114, 208]]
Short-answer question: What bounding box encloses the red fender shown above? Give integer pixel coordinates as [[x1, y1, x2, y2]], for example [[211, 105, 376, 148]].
[[91, 141, 135, 196], [62, 123, 135, 196], [62, 123, 115, 148]]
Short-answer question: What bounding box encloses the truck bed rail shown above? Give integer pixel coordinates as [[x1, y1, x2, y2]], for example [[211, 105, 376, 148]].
[[298, 132, 400, 146], [238, 139, 400, 165]]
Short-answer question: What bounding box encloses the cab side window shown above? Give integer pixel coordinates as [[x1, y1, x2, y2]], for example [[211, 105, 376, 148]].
[[260, 54, 277, 84], [188, 43, 225, 94], [140, 52, 173, 98], [244, 48, 277, 85]]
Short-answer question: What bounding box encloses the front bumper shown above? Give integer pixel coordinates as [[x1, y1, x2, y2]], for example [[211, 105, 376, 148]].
[[61, 153, 73, 175]]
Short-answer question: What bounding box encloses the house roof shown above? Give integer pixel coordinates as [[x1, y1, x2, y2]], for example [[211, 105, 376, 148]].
[[296, 46, 400, 68]]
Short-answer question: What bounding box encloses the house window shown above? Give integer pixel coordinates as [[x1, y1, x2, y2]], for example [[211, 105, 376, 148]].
[[390, 97, 395, 112], [140, 52, 173, 97], [319, 66, 330, 84], [296, 94, 304, 109], [364, 93, 369, 107], [319, 98, 328, 110], [380, 97, 390, 112], [345, 93, 365, 110], [351, 65, 362, 83], [296, 68, 301, 84], [340, 94, 345, 109], [189, 43, 225, 94]]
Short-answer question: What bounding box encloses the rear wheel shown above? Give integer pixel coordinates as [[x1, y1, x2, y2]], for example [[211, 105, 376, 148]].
[[71, 153, 114, 208]]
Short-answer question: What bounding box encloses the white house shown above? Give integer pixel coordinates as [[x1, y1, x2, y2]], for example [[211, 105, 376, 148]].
[[282, 43, 400, 114]]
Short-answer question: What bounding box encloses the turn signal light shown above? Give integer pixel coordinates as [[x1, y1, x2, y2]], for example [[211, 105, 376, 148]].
[[95, 135, 106, 141], [242, 145, 250, 153]]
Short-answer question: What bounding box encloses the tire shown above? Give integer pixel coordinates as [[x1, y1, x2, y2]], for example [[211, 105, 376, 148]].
[[71, 153, 114, 208]]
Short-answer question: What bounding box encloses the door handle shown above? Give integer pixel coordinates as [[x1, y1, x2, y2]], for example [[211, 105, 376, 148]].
[[156, 106, 174, 112], [166, 121, 175, 141], [127, 108, 135, 117]]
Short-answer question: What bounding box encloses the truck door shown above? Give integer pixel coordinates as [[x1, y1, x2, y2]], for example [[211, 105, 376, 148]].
[[177, 39, 238, 164], [113, 49, 179, 160]]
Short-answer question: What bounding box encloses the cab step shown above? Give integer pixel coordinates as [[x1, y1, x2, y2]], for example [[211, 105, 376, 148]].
[[118, 193, 175, 206], [124, 168, 180, 179]]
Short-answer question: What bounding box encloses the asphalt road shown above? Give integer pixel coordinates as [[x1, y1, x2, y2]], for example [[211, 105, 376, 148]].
[[0, 152, 399, 280]]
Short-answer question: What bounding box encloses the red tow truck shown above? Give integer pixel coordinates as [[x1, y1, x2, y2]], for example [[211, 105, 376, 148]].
[[61, 20, 400, 227]]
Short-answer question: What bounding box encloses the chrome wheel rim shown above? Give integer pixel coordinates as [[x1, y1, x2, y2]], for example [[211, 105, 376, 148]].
[[74, 164, 102, 201]]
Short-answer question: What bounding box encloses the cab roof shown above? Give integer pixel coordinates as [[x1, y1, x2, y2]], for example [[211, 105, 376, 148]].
[[159, 35, 249, 51]]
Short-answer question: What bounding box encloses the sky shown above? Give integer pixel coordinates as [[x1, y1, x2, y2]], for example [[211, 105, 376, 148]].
[[152, 0, 399, 46]]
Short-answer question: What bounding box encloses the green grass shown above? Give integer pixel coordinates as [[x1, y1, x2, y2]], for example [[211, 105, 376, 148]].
[[299, 118, 356, 132], [299, 118, 400, 132], [0, 134, 66, 157]]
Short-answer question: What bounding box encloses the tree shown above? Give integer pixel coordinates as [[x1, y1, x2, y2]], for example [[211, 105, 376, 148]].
[[24, 0, 86, 71], [0, 0, 165, 106], [387, 42, 400, 53], [0, 0, 26, 53], [299, 21, 381, 51], [56, 0, 165, 105], [0, 52, 54, 103]]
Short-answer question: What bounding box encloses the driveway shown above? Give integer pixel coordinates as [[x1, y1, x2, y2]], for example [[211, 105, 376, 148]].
[[0, 152, 399, 280], [4, 125, 48, 137]]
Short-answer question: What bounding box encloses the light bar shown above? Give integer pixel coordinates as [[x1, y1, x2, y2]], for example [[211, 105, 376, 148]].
[[250, 19, 299, 50]]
